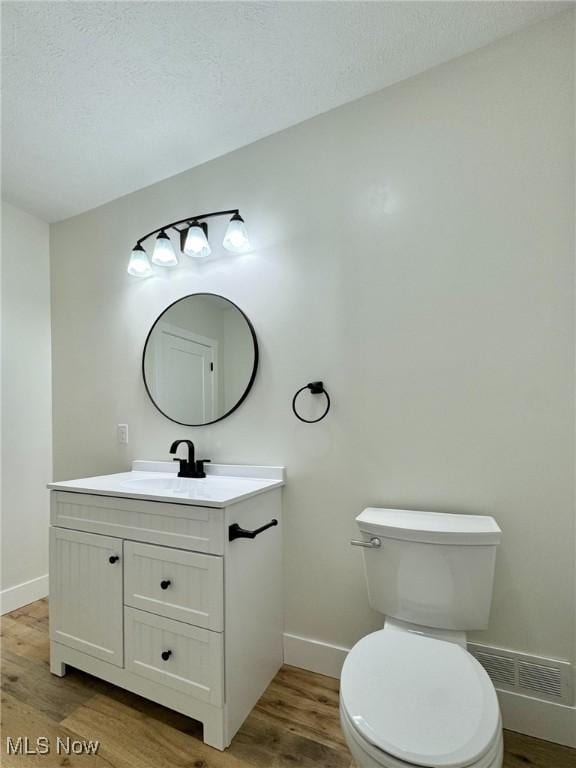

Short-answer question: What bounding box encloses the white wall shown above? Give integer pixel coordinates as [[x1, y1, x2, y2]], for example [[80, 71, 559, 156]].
[[1, 201, 52, 612], [50, 12, 575, 672]]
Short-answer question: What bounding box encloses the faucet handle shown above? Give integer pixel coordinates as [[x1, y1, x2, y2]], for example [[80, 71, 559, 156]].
[[173, 458, 188, 477], [195, 459, 211, 478]]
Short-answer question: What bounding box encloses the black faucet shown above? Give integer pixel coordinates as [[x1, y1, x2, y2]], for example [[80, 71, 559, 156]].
[[169, 440, 211, 478]]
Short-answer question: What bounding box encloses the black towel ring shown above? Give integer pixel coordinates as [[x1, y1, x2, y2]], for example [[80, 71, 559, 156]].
[[292, 381, 331, 423]]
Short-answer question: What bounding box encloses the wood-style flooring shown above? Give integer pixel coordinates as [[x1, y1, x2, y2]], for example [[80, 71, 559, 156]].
[[1, 600, 574, 767]]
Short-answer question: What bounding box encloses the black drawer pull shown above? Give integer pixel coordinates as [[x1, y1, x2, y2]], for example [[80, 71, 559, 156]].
[[108, 555, 120, 564], [160, 579, 172, 590], [229, 519, 278, 542], [161, 650, 172, 661]]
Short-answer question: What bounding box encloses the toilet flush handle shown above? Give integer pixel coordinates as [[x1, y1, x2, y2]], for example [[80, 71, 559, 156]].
[[350, 537, 381, 548]]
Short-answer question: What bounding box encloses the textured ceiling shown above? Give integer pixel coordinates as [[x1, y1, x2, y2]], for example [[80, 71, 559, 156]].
[[2, 1, 570, 222]]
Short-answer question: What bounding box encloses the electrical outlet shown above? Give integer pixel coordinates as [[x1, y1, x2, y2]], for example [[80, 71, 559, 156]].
[[117, 424, 129, 445]]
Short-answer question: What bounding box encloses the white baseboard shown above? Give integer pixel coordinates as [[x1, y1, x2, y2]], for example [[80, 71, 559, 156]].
[[282, 632, 576, 749], [497, 688, 576, 748], [283, 632, 349, 679], [0, 574, 49, 615]]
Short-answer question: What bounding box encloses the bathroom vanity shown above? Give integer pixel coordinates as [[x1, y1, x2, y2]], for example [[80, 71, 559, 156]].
[[48, 461, 284, 750]]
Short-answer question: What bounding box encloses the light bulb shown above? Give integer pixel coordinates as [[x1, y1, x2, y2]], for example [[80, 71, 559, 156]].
[[151, 230, 178, 267], [127, 244, 153, 277], [184, 221, 211, 258], [223, 213, 250, 253]]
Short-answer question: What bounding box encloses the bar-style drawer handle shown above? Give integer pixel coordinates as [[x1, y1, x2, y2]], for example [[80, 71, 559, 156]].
[[350, 537, 381, 548], [229, 519, 278, 542], [160, 580, 171, 590], [161, 650, 172, 661]]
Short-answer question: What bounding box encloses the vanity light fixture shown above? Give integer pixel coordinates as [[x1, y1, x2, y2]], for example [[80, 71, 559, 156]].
[[184, 220, 211, 258], [127, 243, 153, 277], [152, 230, 178, 267], [223, 213, 250, 254], [127, 209, 249, 277]]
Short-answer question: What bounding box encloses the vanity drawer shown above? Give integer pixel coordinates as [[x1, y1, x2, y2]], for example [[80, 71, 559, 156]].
[[125, 607, 223, 706], [51, 491, 224, 554], [124, 541, 223, 630]]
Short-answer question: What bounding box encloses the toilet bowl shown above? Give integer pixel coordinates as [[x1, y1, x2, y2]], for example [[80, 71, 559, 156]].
[[342, 507, 503, 768], [340, 621, 503, 768]]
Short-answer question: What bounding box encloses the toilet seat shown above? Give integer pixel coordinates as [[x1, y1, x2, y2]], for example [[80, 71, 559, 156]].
[[340, 702, 503, 768], [340, 626, 501, 768]]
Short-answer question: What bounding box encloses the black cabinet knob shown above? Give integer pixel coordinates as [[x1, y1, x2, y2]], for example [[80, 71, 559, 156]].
[[160, 579, 171, 590], [108, 555, 119, 564], [161, 650, 172, 661]]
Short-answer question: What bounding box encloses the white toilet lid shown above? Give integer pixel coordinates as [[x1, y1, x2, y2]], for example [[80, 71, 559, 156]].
[[341, 629, 500, 768]]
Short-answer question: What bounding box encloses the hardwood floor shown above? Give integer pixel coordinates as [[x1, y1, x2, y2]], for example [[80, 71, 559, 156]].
[[1, 600, 574, 767]]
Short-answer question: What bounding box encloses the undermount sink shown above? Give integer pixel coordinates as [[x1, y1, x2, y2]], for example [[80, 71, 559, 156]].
[[122, 476, 209, 493], [120, 474, 274, 500]]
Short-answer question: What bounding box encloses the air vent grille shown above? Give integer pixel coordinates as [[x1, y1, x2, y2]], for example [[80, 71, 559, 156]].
[[518, 662, 563, 699], [474, 652, 515, 688], [468, 643, 572, 705]]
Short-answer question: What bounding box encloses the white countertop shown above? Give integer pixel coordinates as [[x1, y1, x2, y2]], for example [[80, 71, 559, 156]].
[[48, 461, 285, 508]]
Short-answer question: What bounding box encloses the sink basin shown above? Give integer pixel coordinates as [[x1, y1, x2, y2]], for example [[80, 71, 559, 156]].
[[121, 475, 231, 501], [122, 476, 208, 493], [120, 473, 276, 502], [121, 475, 268, 499]]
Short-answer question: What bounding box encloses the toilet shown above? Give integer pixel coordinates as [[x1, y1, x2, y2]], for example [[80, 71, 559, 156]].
[[341, 507, 503, 768]]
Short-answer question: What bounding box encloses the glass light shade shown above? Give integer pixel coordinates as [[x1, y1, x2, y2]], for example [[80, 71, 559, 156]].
[[223, 213, 250, 253], [127, 244, 153, 277], [184, 222, 211, 258], [152, 231, 178, 267]]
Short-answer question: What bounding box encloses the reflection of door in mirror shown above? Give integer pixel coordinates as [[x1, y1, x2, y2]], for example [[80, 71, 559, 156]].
[[152, 322, 217, 424], [143, 293, 258, 426]]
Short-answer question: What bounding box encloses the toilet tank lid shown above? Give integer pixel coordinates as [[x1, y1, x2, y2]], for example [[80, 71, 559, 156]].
[[356, 507, 501, 545]]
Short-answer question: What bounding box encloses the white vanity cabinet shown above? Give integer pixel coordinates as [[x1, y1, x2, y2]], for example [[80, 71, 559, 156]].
[[48, 464, 283, 750]]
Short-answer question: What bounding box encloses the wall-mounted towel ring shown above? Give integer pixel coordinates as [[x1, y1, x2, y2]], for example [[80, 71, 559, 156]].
[[292, 381, 331, 423]]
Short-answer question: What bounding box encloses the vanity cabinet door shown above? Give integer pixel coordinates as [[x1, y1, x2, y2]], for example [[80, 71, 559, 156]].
[[49, 527, 124, 667]]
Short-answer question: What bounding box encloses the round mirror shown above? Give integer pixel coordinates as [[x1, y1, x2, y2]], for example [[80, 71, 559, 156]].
[[142, 294, 258, 426]]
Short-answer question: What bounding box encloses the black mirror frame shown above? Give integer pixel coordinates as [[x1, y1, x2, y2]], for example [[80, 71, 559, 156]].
[[142, 292, 259, 427]]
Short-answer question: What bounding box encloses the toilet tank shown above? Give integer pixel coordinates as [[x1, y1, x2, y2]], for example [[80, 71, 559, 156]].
[[356, 507, 502, 631]]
